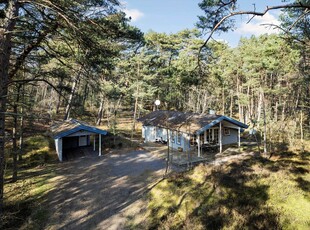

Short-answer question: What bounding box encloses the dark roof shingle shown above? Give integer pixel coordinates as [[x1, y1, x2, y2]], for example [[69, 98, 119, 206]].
[[138, 110, 248, 134]]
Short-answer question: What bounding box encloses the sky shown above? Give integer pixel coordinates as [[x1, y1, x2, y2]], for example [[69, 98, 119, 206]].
[[121, 0, 286, 47]]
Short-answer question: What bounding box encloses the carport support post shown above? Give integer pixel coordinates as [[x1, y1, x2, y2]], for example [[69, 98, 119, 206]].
[[219, 122, 222, 153], [238, 127, 241, 149], [93, 135, 96, 151], [99, 134, 102, 156], [197, 134, 201, 157]]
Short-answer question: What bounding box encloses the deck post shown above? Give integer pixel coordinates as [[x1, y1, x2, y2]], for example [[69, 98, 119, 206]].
[[238, 127, 241, 149], [198, 134, 201, 157], [93, 135, 96, 151], [219, 122, 222, 153], [99, 134, 102, 156]]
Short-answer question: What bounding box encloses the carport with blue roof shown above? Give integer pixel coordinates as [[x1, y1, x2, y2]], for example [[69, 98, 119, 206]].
[[51, 119, 108, 161]]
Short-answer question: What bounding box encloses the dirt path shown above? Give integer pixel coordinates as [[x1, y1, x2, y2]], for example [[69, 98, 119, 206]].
[[45, 149, 166, 230]]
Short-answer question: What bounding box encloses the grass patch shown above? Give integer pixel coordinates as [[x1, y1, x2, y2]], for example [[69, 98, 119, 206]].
[[2, 135, 58, 229], [138, 146, 310, 229]]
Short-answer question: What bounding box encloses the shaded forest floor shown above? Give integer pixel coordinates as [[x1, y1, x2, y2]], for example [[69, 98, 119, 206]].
[[2, 135, 59, 229]]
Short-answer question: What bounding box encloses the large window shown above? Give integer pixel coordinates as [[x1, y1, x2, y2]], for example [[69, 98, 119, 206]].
[[176, 132, 182, 145], [213, 129, 219, 144], [204, 129, 219, 144], [171, 131, 175, 143], [190, 135, 196, 146], [205, 129, 212, 143]]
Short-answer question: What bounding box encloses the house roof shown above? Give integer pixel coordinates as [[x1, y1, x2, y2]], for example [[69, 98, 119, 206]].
[[51, 119, 108, 139], [137, 110, 248, 134]]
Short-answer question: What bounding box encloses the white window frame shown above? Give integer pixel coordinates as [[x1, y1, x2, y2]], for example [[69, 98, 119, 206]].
[[176, 132, 182, 145], [204, 128, 219, 144], [171, 130, 175, 143], [190, 135, 196, 146], [224, 128, 230, 136]]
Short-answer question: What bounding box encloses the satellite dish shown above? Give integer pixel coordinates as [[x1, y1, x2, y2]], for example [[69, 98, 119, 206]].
[[155, 100, 161, 106]]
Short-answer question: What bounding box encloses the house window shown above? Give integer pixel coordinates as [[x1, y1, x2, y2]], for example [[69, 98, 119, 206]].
[[142, 126, 145, 138], [205, 129, 212, 143], [171, 131, 175, 143], [176, 132, 181, 145], [190, 135, 196, 146], [213, 129, 219, 144], [224, 128, 230, 136], [205, 129, 219, 144]]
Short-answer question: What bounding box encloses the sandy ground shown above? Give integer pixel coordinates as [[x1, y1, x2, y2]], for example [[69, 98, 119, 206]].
[[45, 149, 166, 230]]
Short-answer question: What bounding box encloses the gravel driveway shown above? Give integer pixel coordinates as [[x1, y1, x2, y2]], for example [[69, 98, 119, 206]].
[[45, 148, 166, 230]]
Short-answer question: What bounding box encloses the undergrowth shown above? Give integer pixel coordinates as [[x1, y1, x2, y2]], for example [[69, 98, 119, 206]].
[[135, 145, 310, 229], [2, 135, 58, 229]]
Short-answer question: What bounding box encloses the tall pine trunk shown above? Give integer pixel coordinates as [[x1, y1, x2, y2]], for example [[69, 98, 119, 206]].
[[257, 89, 263, 128], [132, 84, 139, 132], [96, 97, 104, 125], [19, 104, 24, 162], [64, 69, 81, 120], [262, 90, 267, 156], [0, 0, 19, 214], [12, 85, 21, 182], [12, 102, 18, 182]]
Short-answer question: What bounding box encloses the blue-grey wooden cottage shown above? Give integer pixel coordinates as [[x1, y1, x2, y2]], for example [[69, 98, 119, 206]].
[[138, 110, 248, 156], [51, 119, 107, 161]]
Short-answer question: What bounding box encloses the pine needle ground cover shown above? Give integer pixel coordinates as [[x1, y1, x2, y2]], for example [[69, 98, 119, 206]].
[[2, 136, 58, 229], [140, 147, 310, 229]]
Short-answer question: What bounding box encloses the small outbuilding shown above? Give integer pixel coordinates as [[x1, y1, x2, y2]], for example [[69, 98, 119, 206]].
[[51, 119, 108, 161], [138, 110, 248, 157]]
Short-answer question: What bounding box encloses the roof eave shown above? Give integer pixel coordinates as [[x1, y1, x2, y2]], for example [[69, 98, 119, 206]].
[[54, 125, 107, 139], [195, 116, 248, 135]]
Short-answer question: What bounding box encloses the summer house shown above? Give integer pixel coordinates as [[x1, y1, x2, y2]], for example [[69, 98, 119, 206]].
[[138, 110, 248, 156]]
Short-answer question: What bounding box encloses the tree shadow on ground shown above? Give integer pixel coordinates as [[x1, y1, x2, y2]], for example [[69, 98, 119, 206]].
[[146, 154, 283, 229], [149, 136, 310, 229], [193, 157, 281, 230], [136, 140, 310, 229], [295, 177, 310, 194], [266, 142, 310, 193], [40, 149, 166, 229], [2, 160, 59, 229]]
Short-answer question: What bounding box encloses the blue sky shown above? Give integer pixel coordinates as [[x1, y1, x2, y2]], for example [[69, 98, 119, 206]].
[[121, 0, 286, 47]]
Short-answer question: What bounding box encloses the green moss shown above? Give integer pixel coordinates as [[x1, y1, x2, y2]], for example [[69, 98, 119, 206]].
[[265, 172, 310, 229]]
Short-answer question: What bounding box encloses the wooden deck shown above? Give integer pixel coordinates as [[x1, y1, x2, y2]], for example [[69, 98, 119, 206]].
[[140, 142, 254, 167], [170, 146, 245, 166], [169, 148, 213, 166]]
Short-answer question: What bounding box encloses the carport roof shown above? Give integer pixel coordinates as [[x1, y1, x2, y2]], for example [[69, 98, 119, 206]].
[[51, 119, 107, 139]]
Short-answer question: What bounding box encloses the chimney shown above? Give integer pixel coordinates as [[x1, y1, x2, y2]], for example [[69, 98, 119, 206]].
[[209, 109, 216, 115]]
